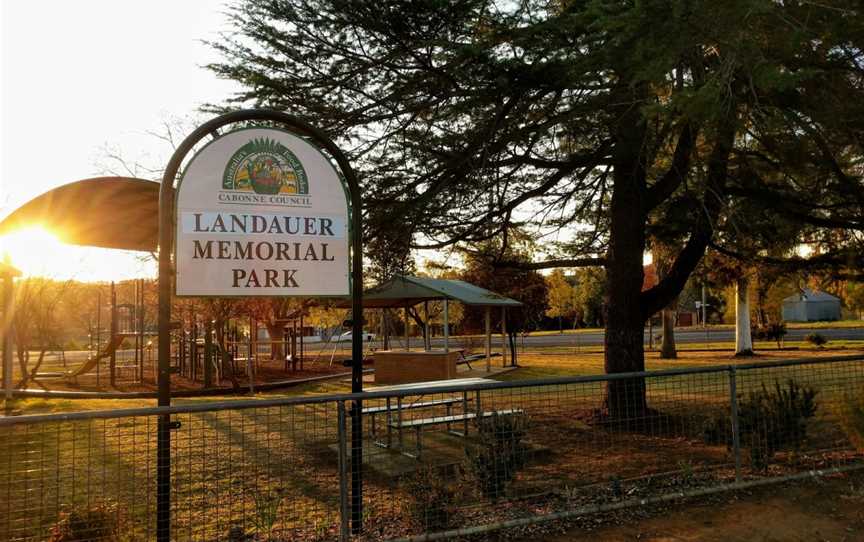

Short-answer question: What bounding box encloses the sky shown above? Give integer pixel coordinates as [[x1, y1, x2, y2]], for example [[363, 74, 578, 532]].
[[0, 0, 242, 281]]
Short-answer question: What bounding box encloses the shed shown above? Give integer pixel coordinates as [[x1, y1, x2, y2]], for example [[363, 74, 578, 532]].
[[781, 289, 841, 322]]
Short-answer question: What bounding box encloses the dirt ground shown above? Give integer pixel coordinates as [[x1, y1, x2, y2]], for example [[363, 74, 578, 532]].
[[540, 472, 864, 542]]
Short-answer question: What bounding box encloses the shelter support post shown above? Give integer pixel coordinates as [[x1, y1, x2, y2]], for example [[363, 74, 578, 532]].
[[383, 309, 389, 350], [423, 301, 430, 352], [204, 318, 213, 387], [443, 299, 449, 353], [485, 306, 491, 372], [110, 281, 117, 386], [404, 306, 410, 351], [2, 270, 14, 402], [96, 289, 102, 386], [299, 313, 304, 370], [501, 307, 507, 367]]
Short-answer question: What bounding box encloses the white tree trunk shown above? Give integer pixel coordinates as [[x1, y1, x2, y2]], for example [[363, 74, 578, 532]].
[[735, 277, 754, 356]]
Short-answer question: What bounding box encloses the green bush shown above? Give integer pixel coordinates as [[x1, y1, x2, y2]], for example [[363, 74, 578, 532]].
[[400, 465, 459, 532], [738, 380, 818, 471], [804, 332, 828, 348], [50, 502, 125, 541], [249, 487, 283, 538], [466, 411, 528, 501]]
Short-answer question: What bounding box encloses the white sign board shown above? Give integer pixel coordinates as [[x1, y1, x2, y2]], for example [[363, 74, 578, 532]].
[[175, 128, 350, 296]]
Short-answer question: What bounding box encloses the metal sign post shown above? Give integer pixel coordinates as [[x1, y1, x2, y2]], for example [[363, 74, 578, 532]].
[[157, 110, 364, 541]]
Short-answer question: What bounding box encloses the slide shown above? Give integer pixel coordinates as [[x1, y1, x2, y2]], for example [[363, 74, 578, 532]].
[[66, 334, 126, 378]]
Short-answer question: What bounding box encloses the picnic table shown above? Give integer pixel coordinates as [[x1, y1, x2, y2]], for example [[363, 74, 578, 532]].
[[365, 377, 520, 458]]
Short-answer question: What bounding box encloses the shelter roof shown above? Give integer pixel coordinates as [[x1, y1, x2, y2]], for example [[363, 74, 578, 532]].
[[339, 275, 522, 308], [0, 177, 159, 252], [782, 288, 840, 303]]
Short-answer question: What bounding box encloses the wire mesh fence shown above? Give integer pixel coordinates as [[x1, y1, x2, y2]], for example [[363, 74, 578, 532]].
[[2, 355, 864, 541]]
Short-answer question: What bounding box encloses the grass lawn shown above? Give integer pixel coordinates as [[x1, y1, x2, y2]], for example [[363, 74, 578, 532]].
[[2, 346, 864, 540], [457, 319, 864, 339], [8, 345, 864, 416]]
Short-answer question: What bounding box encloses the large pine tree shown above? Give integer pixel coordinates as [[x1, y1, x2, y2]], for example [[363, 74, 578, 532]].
[[209, 0, 864, 416]]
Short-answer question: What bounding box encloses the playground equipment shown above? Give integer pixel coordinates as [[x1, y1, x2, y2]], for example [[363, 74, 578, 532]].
[[67, 279, 153, 387]]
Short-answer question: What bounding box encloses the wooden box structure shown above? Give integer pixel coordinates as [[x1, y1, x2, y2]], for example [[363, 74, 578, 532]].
[[373, 349, 461, 384]]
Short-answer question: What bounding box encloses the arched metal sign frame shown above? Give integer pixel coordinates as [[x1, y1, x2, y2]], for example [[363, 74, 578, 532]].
[[156, 109, 364, 540]]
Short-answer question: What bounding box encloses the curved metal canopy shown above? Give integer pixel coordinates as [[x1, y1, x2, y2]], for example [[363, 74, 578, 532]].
[[0, 177, 159, 252]]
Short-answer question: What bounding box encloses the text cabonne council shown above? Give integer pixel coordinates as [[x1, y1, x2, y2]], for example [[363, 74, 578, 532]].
[[187, 211, 340, 288]]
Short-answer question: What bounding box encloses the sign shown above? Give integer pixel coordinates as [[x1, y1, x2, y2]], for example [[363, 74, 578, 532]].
[[175, 128, 350, 296]]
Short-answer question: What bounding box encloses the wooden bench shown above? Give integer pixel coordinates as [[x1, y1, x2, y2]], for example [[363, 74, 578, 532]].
[[392, 408, 524, 458]]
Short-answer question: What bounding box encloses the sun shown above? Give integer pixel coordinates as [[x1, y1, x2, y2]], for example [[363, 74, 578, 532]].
[[0, 226, 155, 281], [0, 227, 66, 275]]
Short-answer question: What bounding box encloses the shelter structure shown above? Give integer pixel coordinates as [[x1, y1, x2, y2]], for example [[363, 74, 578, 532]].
[[0, 177, 159, 251], [344, 275, 521, 383], [782, 289, 841, 322]]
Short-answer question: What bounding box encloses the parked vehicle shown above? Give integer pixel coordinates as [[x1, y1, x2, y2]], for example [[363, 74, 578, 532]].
[[337, 330, 376, 342]]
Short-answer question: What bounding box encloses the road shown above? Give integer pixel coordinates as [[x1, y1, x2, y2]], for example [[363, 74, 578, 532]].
[[417, 326, 864, 348], [50, 326, 864, 365]]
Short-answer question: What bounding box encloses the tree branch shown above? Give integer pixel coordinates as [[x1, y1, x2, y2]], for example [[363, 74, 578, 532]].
[[493, 257, 605, 270], [644, 122, 698, 211]]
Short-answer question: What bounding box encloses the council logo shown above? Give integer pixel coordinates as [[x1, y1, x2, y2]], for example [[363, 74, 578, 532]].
[[222, 137, 309, 195]]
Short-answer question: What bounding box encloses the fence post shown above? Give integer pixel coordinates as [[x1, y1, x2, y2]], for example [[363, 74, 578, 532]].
[[156, 414, 171, 542], [728, 367, 742, 482], [337, 401, 350, 542]]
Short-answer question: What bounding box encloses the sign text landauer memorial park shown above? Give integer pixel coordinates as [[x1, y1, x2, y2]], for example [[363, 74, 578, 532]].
[[175, 128, 350, 297]]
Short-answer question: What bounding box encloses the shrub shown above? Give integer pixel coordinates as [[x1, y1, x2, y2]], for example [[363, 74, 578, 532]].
[[466, 411, 528, 501], [249, 488, 283, 538], [805, 333, 828, 348], [50, 501, 124, 541], [760, 322, 788, 350], [838, 392, 864, 452], [702, 414, 730, 446], [400, 465, 459, 531], [737, 379, 818, 471]]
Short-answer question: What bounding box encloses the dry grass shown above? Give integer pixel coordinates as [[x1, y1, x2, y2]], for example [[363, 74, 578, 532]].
[[500, 348, 864, 381]]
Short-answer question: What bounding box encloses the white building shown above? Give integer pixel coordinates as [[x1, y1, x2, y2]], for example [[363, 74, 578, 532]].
[[781, 289, 841, 322]]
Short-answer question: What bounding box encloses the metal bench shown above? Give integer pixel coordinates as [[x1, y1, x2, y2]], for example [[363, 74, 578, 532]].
[[456, 352, 500, 370], [391, 408, 524, 459], [364, 397, 468, 448]]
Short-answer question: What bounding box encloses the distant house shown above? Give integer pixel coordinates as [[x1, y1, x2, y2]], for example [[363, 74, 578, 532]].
[[782, 289, 841, 322], [642, 263, 698, 326]]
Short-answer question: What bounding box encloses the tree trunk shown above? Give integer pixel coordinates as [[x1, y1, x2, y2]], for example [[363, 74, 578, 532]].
[[604, 103, 649, 418], [265, 323, 285, 360], [735, 277, 754, 356], [660, 307, 677, 359], [756, 282, 769, 327]]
